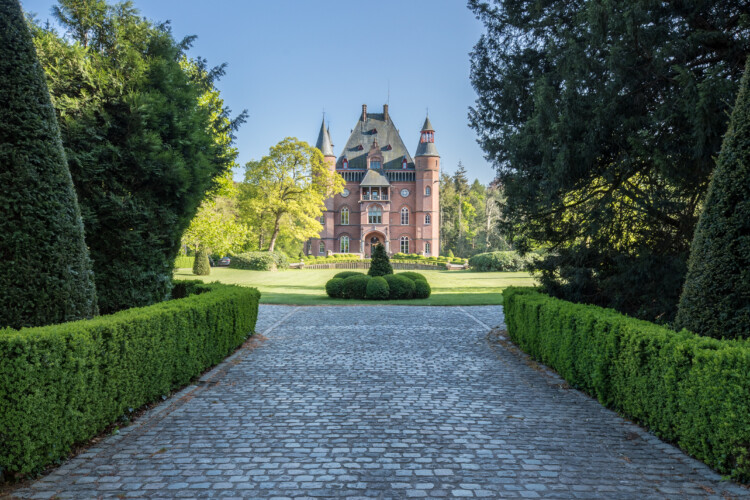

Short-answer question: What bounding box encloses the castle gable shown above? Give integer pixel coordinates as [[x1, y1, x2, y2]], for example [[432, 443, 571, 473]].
[[337, 106, 414, 170]]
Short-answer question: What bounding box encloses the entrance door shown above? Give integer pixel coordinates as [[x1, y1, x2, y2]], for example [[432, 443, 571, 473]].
[[369, 236, 381, 257]]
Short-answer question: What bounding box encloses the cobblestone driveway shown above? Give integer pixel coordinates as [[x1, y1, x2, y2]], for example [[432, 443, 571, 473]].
[[15, 305, 747, 499]]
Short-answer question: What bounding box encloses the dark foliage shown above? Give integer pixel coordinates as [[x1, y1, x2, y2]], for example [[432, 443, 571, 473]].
[[0, 0, 97, 328], [325, 278, 345, 298], [0, 281, 259, 475], [333, 271, 364, 280], [342, 275, 371, 300], [192, 248, 211, 276], [469, 0, 750, 321], [504, 287, 750, 481], [413, 279, 431, 299], [397, 272, 427, 282], [367, 244, 393, 277], [468, 251, 531, 272], [384, 274, 415, 300], [676, 60, 750, 339], [365, 276, 390, 300], [31, 0, 245, 313], [230, 251, 289, 271]]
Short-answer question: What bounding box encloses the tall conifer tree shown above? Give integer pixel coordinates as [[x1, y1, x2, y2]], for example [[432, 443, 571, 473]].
[[675, 60, 750, 339], [0, 0, 97, 328]]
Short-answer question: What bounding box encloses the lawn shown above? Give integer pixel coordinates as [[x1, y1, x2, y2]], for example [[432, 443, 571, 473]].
[[174, 268, 536, 306]]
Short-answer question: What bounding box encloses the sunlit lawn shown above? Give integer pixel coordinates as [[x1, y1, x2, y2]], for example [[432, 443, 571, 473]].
[[174, 267, 536, 306]]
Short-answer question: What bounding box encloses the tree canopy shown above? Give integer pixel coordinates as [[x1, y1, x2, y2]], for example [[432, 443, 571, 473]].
[[469, 0, 750, 321]]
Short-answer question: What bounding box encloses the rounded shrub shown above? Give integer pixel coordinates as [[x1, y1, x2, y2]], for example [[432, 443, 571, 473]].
[[334, 271, 363, 280], [398, 272, 427, 283], [193, 249, 211, 276], [325, 278, 345, 298], [414, 279, 431, 299], [343, 275, 371, 299], [384, 274, 415, 299], [366, 276, 390, 300]]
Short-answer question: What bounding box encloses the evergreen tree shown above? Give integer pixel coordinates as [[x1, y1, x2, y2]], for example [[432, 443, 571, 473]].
[[192, 248, 211, 276], [675, 60, 750, 339], [31, 0, 246, 313], [469, 0, 749, 321], [0, 0, 98, 328], [368, 244, 393, 277]]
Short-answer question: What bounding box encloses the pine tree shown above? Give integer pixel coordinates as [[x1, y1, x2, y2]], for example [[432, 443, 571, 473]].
[[0, 0, 98, 328], [192, 248, 211, 276], [368, 244, 393, 277], [675, 60, 750, 339]]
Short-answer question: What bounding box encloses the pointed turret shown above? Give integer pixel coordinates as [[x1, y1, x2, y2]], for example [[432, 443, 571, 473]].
[[415, 115, 439, 157], [315, 118, 334, 157]]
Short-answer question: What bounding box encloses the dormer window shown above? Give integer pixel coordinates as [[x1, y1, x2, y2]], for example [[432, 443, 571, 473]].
[[342, 158, 349, 169], [371, 160, 381, 170], [402, 158, 408, 169]]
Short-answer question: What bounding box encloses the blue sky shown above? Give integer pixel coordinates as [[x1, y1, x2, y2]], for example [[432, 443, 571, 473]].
[[22, 0, 496, 184]]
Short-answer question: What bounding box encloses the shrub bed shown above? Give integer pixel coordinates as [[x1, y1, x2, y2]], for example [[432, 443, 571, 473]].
[[324, 272, 431, 300], [0, 281, 260, 476], [469, 251, 531, 271], [503, 287, 750, 481], [230, 251, 289, 271]]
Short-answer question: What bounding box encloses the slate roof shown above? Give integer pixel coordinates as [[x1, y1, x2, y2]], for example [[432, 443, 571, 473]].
[[336, 112, 414, 170], [415, 140, 439, 157], [360, 168, 391, 187], [315, 119, 334, 156], [421, 116, 435, 132]]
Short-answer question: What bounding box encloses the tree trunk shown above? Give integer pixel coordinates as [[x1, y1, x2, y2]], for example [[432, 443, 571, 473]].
[[267, 213, 283, 252]]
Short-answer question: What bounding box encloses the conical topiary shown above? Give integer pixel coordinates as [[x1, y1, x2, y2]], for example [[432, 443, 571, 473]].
[[368, 243, 393, 277], [193, 248, 211, 276], [674, 59, 750, 340], [0, 0, 98, 328]]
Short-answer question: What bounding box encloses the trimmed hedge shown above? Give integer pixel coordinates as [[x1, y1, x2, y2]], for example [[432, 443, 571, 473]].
[[503, 287, 750, 481], [384, 274, 415, 299], [397, 272, 427, 282], [469, 251, 531, 272], [192, 248, 211, 276], [325, 278, 345, 298], [414, 279, 431, 299], [342, 274, 371, 299], [0, 281, 260, 475], [368, 243, 393, 277], [333, 271, 362, 280], [366, 276, 390, 300], [230, 251, 289, 271]]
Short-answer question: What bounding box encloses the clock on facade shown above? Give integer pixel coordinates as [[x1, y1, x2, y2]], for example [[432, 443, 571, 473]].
[[400, 188, 410, 197], [341, 188, 350, 197]]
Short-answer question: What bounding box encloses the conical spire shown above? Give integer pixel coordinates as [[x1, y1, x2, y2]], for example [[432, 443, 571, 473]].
[[421, 116, 435, 132], [416, 115, 439, 157], [315, 118, 334, 157]]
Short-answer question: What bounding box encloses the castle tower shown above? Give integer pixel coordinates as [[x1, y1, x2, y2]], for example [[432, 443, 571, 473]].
[[414, 116, 440, 257], [315, 117, 336, 255]]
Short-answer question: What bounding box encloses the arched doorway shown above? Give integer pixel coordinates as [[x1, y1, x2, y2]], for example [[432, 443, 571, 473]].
[[363, 231, 386, 258]]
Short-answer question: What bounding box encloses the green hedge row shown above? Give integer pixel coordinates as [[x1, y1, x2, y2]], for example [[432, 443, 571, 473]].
[[468, 251, 531, 271], [503, 287, 750, 481], [230, 251, 289, 270], [325, 272, 431, 300], [0, 281, 260, 475]]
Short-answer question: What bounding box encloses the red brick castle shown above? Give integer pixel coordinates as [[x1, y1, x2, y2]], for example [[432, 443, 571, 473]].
[[308, 104, 440, 257]]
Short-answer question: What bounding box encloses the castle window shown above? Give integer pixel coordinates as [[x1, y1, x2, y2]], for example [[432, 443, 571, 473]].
[[372, 189, 380, 200], [402, 158, 408, 169], [400, 236, 409, 254], [425, 186, 431, 196], [342, 158, 349, 169], [340, 236, 350, 253], [370, 160, 381, 170], [368, 206, 382, 224], [425, 242, 431, 255], [319, 242, 325, 255], [401, 207, 409, 225], [425, 213, 431, 225], [341, 207, 349, 225], [320, 214, 325, 225], [307, 241, 312, 254]]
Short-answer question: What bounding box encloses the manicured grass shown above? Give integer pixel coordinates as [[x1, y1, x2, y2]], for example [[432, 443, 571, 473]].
[[174, 268, 536, 305]]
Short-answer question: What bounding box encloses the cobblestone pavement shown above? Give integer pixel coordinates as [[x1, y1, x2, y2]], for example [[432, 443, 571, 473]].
[[14, 305, 748, 499]]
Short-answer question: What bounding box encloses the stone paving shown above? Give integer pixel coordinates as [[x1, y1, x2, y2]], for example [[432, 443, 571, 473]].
[[14, 305, 748, 499]]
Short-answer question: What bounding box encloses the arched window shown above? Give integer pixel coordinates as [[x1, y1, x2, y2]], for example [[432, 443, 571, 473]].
[[425, 213, 431, 225], [402, 158, 408, 169], [342, 158, 349, 169], [319, 242, 325, 255], [341, 207, 349, 225], [400, 207, 409, 225], [368, 205, 382, 224], [425, 186, 431, 196], [400, 236, 409, 254], [425, 242, 431, 255], [340, 236, 349, 253]]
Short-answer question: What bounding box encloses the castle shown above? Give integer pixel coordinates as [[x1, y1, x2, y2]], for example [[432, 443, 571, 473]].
[[308, 104, 440, 257]]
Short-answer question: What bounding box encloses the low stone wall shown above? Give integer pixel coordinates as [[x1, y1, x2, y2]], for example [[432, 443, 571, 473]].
[[300, 262, 441, 271]]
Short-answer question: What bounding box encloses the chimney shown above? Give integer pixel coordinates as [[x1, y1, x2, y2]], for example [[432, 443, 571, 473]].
[[383, 104, 389, 122], [362, 104, 367, 122]]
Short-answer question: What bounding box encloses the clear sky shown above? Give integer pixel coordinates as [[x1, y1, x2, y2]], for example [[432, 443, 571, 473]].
[[21, 0, 496, 184]]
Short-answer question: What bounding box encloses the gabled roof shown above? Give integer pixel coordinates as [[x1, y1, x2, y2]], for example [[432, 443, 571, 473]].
[[315, 118, 334, 156], [360, 169, 390, 187], [336, 111, 414, 170]]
